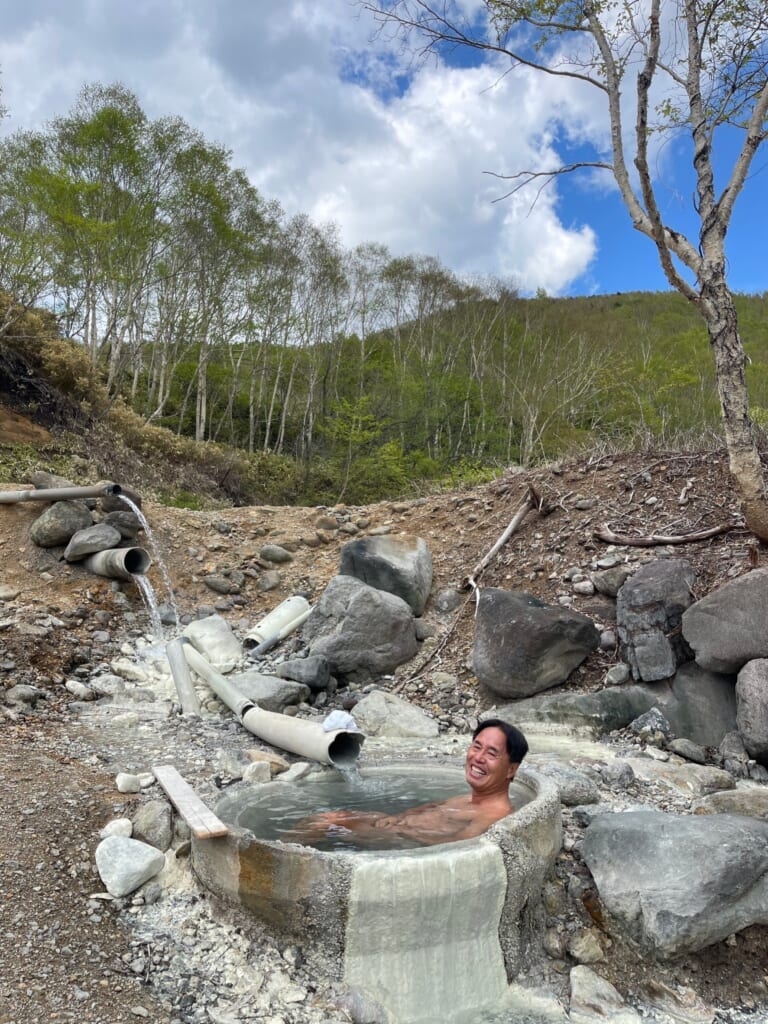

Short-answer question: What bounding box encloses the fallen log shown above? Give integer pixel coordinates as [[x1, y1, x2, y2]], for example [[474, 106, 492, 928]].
[[593, 522, 736, 547]]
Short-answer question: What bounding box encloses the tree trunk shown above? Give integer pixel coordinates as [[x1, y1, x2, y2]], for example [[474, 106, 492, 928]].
[[702, 278, 768, 540]]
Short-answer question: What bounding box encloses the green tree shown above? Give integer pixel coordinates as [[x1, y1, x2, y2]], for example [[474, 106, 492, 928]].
[[361, 0, 768, 538]]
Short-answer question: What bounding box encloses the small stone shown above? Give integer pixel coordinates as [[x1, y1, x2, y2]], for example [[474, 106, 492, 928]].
[[116, 773, 142, 794]]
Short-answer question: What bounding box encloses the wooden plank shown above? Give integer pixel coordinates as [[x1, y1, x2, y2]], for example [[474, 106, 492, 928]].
[[152, 764, 229, 839]]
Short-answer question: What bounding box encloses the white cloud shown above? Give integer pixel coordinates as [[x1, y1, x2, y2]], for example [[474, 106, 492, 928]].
[[0, 0, 608, 295]]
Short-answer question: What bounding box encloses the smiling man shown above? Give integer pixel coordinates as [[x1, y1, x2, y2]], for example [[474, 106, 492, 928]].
[[292, 718, 528, 847]]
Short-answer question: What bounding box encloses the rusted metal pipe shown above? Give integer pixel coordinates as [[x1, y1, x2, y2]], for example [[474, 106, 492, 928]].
[[0, 481, 121, 504]]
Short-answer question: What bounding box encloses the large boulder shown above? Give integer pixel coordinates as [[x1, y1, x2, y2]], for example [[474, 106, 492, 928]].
[[63, 523, 122, 562], [339, 534, 433, 615], [492, 686, 662, 738], [29, 500, 93, 547], [582, 810, 768, 957], [736, 659, 768, 763], [473, 589, 599, 700], [682, 568, 768, 673], [616, 559, 695, 681], [661, 662, 737, 747], [303, 575, 418, 683]]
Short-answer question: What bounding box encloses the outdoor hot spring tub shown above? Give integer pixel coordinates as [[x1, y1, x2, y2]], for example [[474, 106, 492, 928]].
[[191, 761, 562, 1024]]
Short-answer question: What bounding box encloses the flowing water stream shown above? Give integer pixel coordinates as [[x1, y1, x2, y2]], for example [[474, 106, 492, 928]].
[[118, 494, 180, 628], [133, 572, 163, 638]]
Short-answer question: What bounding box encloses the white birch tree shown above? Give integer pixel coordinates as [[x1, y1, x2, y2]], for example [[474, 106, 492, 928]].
[[361, 0, 768, 538]]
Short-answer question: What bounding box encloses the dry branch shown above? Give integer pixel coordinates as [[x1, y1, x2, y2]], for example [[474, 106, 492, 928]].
[[461, 485, 541, 592], [593, 522, 736, 547]]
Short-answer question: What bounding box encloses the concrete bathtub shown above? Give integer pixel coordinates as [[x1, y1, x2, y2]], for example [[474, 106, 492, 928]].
[[192, 763, 562, 1023]]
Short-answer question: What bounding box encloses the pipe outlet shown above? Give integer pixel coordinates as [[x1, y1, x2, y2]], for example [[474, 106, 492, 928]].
[[84, 547, 152, 581]]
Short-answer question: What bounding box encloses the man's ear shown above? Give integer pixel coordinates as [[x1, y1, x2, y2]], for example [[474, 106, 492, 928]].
[[507, 762, 519, 781]]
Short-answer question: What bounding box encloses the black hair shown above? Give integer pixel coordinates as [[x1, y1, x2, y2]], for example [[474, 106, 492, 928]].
[[472, 718, 528, 764]]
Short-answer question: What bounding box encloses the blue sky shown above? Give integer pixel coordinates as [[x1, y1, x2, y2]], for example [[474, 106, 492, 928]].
[[0, 0, 765, 298]]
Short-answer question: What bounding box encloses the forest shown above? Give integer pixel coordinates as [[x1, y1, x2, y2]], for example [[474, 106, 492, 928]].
[[2, 84, 768, 506]]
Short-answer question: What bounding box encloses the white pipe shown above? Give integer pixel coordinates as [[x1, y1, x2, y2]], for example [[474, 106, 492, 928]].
[[241, 706, 363, 768], [166, 638, 201, 715], [247, 607, 314, 657], [0, 481, 121, 504], [181, 642, 364, 768], [83, 547, 152, 581], [244, 596, 312, 648]]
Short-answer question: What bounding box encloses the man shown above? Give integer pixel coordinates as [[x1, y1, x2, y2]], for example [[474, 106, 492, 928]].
[[292, 718, 528, 847]]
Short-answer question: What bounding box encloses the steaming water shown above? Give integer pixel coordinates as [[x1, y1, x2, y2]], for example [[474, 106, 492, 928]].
[[223, 770, 532, 852], [118, 495, 180, 627]]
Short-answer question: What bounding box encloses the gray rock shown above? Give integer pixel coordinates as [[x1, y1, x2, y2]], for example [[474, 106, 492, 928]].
[[720, 730, 749, 762], [102, 509, 142, 539], [131, 799, 173, 852], [534, 762, 600, 806], [473, 589, 599, 700], [4, 684, 46, 706], [257, 570, 282, 592], [666, 738, 708, 764], [605, 664, 630, 686], [435, 589, 464, 613], [661, 662, 737, 748], [692, 788, 768, 822], [304, 575, 418, 683], [624, 759, 735, 798], [736, 659, 768, 763], [260, 544, 294, 564], [29, 500, 93, 548], [513, 663, 735, 748], [566, 928, 604, 964], [203, 572, 243, 595], [682, 568, 768, 673], [339, 534, 433, 615], [616, 559, 696, 682], [99, 818, 133, 839], [275, 656, 331, 691], [582, 810, 768, 956], [596, 761, 635, 789], [63, 523, 122, 562], [226, 670, 310, 712], [493, 685, 662, 738], [351, 690, 439, 738], [116, 772, 142, 794], [94, 835, 165, 898], [242, 761, 272, 783], [591, 566, 633, 598], [629, 707, 672, 742]]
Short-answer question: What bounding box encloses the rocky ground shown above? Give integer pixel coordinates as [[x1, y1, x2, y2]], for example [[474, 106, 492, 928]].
[[2, 407, 768, 1023]]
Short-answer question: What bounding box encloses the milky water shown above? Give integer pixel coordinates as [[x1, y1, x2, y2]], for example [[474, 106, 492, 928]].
[[118, 494, 180, 627], [220, 769, 532, 852]]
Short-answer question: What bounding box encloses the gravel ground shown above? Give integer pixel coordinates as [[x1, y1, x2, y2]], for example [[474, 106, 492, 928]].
[[2, 445, 768, 1022]]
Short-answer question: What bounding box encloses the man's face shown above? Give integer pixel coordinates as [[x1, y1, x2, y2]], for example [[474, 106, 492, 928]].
[[465, 726, 517, 796]]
